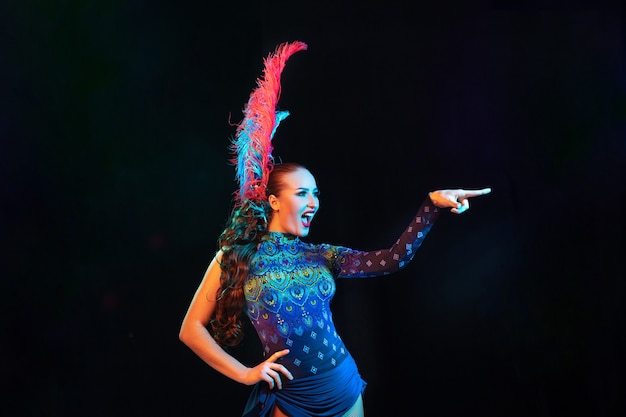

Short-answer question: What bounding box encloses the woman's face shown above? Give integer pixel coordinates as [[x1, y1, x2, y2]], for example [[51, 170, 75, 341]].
[[267, 167, 319, 237]]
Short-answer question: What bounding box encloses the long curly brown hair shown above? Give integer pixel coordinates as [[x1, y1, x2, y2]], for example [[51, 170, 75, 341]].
[[210, 162, 306, 347]]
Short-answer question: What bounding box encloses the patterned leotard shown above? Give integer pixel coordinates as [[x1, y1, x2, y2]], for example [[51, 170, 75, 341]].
[[241, 198, 439, 416]]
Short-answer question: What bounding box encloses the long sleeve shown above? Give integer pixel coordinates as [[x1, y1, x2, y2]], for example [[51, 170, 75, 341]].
[[321, 197, 439, 278]]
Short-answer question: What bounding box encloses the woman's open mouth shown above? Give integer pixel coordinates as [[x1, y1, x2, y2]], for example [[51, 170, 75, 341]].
[[301, 212, 314, 228]]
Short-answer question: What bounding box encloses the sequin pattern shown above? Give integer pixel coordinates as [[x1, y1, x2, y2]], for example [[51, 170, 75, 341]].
[[244, 199, 439, 378]]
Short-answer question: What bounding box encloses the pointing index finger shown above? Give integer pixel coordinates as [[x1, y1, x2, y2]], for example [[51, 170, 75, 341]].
[[462, 188, 492, 198]]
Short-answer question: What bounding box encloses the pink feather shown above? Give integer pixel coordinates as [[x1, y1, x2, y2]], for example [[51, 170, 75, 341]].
[[230, 41, 308, 205]]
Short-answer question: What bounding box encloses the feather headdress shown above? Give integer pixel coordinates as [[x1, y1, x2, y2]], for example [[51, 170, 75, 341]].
[[229, 41, 308, 206]]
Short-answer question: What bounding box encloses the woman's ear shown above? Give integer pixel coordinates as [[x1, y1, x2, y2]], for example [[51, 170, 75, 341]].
[[268, 194, 279, 211]]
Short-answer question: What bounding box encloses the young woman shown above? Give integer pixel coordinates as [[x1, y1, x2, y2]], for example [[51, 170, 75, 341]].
[[179, 41, 491, 417]]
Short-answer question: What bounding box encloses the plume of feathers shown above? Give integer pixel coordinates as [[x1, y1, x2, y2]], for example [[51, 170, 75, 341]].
[[229, 41, 308, 206]]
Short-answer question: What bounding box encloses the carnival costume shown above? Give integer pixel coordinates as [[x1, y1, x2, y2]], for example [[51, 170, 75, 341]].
[[229, 41, 440, 417]]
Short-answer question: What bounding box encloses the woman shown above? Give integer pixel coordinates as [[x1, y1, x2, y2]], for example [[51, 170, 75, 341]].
[[179, 41, 491, 416]]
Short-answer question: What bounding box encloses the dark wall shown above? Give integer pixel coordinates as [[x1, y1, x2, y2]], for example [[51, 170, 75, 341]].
[[2, 1, 624, 416]]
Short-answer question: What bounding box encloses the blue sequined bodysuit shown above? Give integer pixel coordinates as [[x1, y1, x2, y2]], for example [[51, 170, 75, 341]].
[[242, 199, 439, 417]]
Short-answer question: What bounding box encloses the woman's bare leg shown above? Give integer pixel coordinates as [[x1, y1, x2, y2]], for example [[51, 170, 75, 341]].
[[270, 405, 289, 417], [270, 394, 364, 417], [343, 394, 364, 417]]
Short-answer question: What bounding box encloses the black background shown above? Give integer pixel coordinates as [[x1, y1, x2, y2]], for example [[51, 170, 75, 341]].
[[2, 1, 625, 416]]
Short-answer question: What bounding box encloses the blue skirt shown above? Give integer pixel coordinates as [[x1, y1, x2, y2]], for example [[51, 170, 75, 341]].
[[242, 355, 367, 417]]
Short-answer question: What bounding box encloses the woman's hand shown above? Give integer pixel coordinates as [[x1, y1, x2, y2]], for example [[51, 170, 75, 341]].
[[429, 188, 492, 214], [243, 349, 294, 389]]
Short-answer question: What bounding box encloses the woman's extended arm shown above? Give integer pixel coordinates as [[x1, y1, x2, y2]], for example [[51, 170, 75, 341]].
[[179, 251, 293, 389], [329, 188, 491, 278]]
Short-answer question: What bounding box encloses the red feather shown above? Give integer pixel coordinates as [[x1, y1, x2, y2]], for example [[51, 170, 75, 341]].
[[230, 41, 308, 205]]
